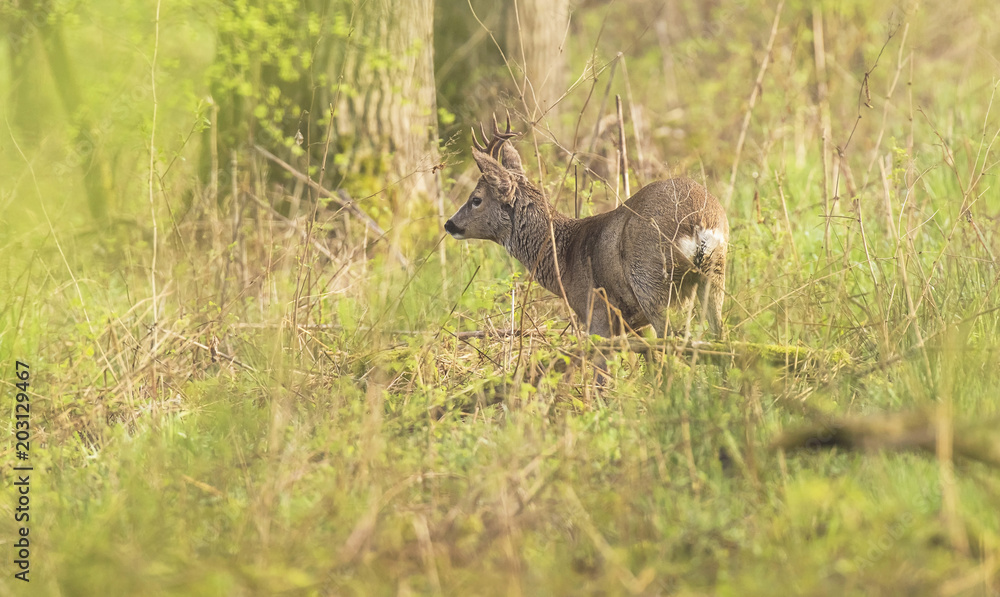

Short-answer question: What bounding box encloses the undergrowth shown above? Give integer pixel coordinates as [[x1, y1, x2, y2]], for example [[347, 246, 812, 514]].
[[2, 0, 1000, 595]]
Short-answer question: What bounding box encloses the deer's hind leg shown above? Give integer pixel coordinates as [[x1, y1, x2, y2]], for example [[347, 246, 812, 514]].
[[699, 273, 727, 340], [631, 278, 696, 339], [582, 287, 618, 337], [629, 280, 668, 338]]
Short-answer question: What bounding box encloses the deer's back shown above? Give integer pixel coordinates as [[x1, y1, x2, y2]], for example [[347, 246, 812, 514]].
[[620, 178, 726, 239], [562, 178, 728, 329], [618, 177, 727, 265]]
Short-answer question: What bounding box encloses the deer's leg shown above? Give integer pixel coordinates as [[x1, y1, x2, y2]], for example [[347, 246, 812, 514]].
[[662, 275, 697, 339], [646, 311, 668, 339], [680, 292, 697, 338], [584, 288, 614, 337], [568, 291, 607, 385], [699, 275, 727, 340], [629, 268, 669, 338], [635, 278, 692, 338]]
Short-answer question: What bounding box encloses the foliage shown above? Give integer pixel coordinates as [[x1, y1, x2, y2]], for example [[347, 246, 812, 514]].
[[2, 0, 1000, 595]]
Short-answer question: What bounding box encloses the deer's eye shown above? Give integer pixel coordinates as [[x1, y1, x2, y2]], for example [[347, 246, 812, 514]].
[[471, 196, 482, 207]]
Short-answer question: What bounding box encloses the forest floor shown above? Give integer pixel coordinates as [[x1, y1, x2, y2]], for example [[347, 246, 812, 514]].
[[3, 1, 1000, 595]]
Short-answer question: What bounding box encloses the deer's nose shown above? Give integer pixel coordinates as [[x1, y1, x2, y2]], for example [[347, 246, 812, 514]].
[[444, 220, 462, 236]]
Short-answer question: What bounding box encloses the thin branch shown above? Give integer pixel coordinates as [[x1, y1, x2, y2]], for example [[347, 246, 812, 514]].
[[616, 94, 630, 201], [245, 192, 340, 263], [723, 0, 784, 210], [160, 329, 256, 372], [253, 145, 409, 268], [148, 0, 161, 399]]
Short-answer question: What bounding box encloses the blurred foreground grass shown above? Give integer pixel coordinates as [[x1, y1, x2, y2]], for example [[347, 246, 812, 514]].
[[2, 0, 1000, 595]]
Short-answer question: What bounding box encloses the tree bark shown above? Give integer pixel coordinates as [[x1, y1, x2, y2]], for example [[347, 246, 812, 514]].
[[204, 0, 441, 205], [40, 23, 114, 220], [4, 1, 114, 220], [333, 0, 441, 200], [507, 0, 570, 119]]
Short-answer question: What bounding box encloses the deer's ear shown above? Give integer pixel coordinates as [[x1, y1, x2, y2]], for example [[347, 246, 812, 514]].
[[498, 143, 524, 174], [473, 149, 514, 199]]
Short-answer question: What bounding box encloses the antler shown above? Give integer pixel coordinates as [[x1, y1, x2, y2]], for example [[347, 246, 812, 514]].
[[471, 112, 515, 160]]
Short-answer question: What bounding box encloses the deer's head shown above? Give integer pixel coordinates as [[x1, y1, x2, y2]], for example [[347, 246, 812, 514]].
[[444, 115, 526, 243]]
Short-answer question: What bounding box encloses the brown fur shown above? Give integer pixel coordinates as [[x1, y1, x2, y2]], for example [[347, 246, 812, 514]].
[[445, 128, 728, 339]]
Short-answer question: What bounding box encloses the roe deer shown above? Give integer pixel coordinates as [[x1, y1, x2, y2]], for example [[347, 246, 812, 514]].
[[445, 116, 729, 339]]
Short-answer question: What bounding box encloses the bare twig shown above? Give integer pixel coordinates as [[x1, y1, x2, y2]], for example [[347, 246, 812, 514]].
[[253, 145, 409, 268], [827, 22, 901, 237], [723, 0, 784, 210], [812, 6, 832, 257], [618, 55, 644, 182], [160, 328, 256, 371], [245, 192, 339, 263], [586, 53, 621, 160], [317, 103, 336, 193], [616, 94, 629, 201], [148, 0, 162, 399]]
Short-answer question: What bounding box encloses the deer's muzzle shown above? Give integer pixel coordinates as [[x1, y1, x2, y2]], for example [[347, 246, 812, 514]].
[[444, 219, 465, 239]]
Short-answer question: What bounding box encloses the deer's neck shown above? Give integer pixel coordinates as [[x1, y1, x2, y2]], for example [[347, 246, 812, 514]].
[[504, 194, 576, 295]]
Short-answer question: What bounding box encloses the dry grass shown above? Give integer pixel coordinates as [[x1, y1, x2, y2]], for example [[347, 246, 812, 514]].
[[2, 0, 1000, 595]]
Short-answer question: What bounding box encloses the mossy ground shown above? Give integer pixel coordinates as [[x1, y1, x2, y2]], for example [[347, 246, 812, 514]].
[[2, 1, 1000, 595]]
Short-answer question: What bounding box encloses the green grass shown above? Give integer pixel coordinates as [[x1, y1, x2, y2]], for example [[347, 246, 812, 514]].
[[3, 0, 1000, 595]]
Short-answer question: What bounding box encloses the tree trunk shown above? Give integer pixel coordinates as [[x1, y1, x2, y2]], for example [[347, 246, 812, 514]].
[[40, 23, 114, 220], [204, 0, 441, 207], [507, 0, 570, 120], [4, 2, 114, 220], [333, 0, 441, 200], [7, 26, 45, 143]]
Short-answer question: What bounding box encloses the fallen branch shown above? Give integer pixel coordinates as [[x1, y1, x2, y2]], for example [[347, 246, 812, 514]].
[[230, 323, 547, 338], [454, 328, 548, 340], [773, 411, 1000, 468], [590, 337, 854, 372]]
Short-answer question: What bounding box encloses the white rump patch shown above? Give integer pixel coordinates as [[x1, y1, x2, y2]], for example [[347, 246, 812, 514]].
[[678, 226, 727, 267], [697, 227, 727, 257], [677, 236, 699, 261]]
